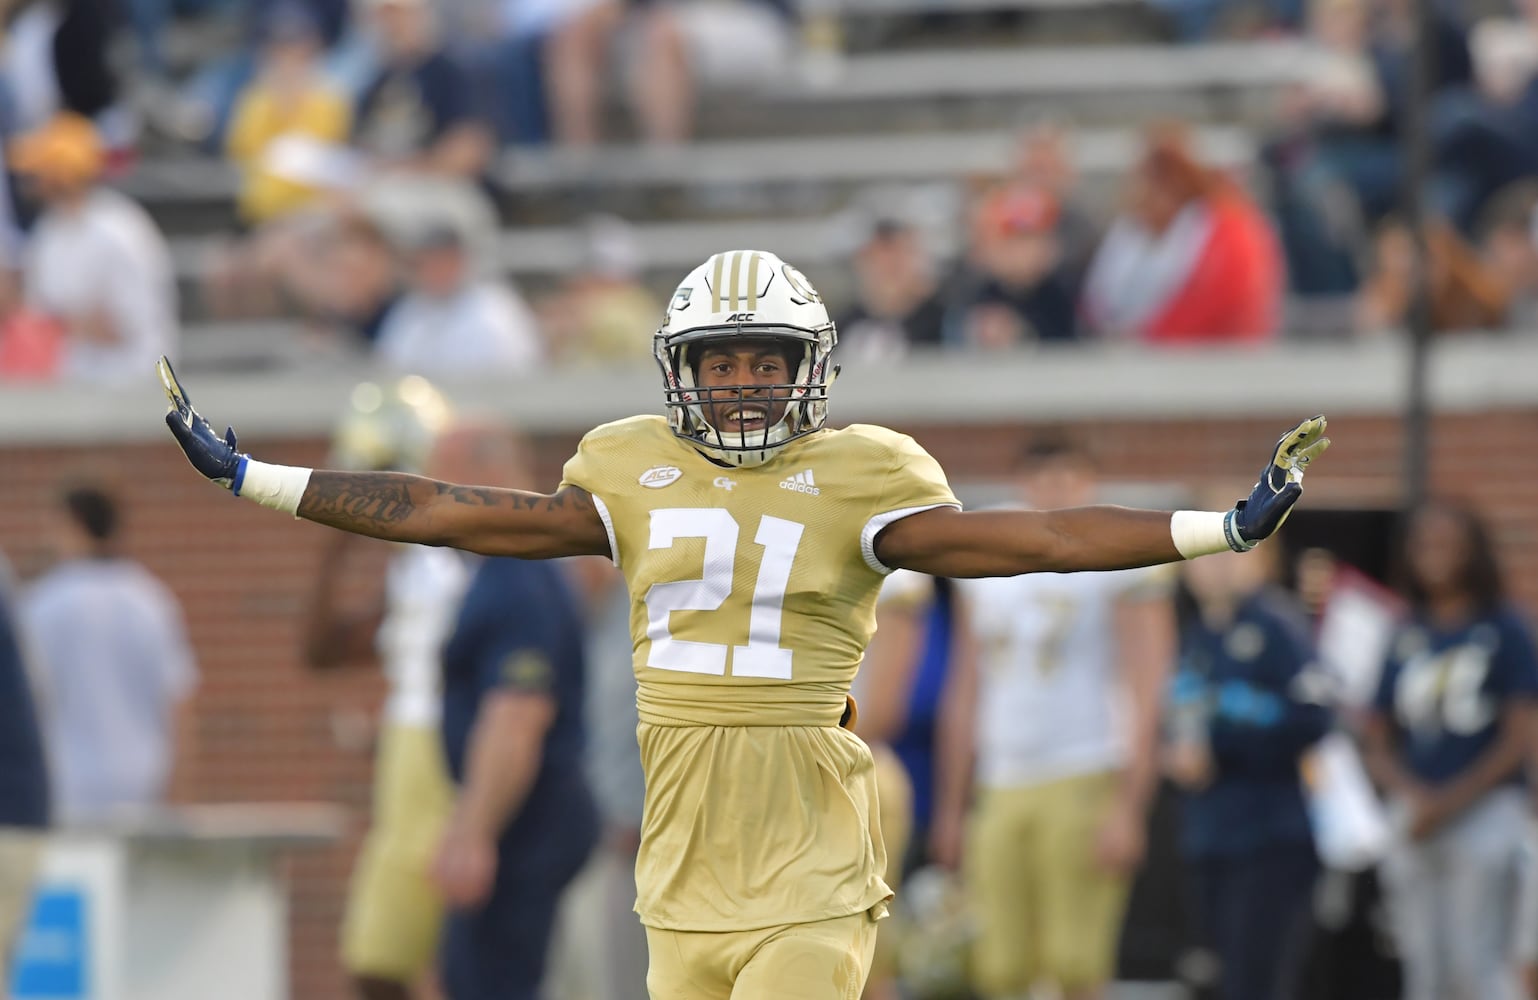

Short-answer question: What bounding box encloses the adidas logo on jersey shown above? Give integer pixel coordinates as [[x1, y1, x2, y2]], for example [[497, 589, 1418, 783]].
[[778, 470, 820, 496]]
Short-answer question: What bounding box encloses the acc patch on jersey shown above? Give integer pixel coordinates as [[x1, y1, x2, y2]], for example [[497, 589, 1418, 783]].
[[639, 465, 683, 489]]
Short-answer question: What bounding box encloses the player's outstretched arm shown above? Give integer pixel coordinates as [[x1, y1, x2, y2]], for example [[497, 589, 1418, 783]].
[[876, 416, 1330, 578], [156, 358, 611, 560]]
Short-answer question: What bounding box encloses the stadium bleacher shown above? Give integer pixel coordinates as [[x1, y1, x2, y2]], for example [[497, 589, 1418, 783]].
[[118, 2, 1323, 369]]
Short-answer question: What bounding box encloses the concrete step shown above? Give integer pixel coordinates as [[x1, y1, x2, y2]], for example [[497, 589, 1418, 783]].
[[126, 114, 1260, 236], [694, 38, 1306, 138]]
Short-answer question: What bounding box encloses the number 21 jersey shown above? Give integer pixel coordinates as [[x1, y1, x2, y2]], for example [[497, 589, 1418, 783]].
[[560, 414, 958, 930]]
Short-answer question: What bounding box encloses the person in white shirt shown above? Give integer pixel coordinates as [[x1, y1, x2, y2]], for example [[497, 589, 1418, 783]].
[[373, 223, 541, 377], [935, 435, 1176, 1000], [22, 484, 197, 823], [9, 113, 178, 383]]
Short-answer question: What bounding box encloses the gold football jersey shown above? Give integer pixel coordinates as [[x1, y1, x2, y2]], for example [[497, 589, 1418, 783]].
[[560, 414, 959, 930]]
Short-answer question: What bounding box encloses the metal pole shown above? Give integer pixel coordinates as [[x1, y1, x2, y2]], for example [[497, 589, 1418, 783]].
[[1401, 0, 1435, 508]]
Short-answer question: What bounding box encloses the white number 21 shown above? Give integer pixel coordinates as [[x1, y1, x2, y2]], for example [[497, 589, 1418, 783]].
[[644, 508, 805, 679]]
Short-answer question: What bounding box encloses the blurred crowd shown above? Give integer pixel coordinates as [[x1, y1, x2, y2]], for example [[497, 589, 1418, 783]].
[[5, 0, 1538, 380]]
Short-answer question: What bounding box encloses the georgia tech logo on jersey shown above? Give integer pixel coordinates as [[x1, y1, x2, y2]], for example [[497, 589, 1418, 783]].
[[713, 476, 737, 491], [639, 466, 683, 489], [778, 469, 820, 496]]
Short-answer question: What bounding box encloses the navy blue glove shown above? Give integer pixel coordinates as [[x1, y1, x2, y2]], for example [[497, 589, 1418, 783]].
[[1228, 415, 1330, 550], [159, 356, 246, 490]]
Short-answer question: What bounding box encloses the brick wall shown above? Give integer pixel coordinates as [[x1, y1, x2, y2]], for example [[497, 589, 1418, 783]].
[[2, 407, 1535, 998]]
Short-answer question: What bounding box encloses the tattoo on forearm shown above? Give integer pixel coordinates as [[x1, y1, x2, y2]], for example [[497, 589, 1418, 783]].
[[433, 482, 594, 514], [301, 472, 420, 527], [298, 472, 594, 536]]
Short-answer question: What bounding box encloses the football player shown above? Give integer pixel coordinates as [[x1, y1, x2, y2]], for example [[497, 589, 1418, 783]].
[[302, 378, 464, 1000], [160, 249, 1329, 1000]]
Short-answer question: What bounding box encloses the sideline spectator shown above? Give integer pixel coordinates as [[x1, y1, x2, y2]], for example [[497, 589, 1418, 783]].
[[433, 423, 599, 1000], [1361, 501, 1538, 1000], [0, 549, 49, 988], [834, 216, 945, 362], [944, 437, 1175, 1000], [21, 484, 197, 823], [303, 378, 461, 1000], [1080, 124, 1282, 345], [946, 186, 1078, 348], [373, 223, 542, 376], [1168, 540, 1330, 1000], [8, 113, 177, 382]]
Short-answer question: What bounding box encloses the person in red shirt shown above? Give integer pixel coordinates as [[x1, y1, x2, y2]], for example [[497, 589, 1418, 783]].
[[1081, 124, 1283, 345]]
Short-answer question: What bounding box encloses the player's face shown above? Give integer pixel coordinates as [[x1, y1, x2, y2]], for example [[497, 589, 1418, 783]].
[[695, 343, 793, 439]]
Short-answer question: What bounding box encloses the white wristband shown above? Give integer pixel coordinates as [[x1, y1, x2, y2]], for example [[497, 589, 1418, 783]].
[[234, 458, 313, 517], [1170, 509, 1244, 559]]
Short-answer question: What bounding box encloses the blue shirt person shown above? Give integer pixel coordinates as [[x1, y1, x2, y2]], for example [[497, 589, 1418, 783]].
[[435, 556, 598, 1000], [1361, 502, 1538, 1000], [1169, 547, 1330, 1000], [1372, 609, 1538, 789], [1171, 586, 1330, 859]]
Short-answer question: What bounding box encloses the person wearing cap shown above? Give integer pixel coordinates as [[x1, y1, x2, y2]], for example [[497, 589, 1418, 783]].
[[8, 112, 177, 383], [943, 184, 1079, 349], [372, 222, 542, 376]]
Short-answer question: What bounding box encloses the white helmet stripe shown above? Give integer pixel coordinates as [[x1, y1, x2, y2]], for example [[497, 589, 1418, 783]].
[[747, 252, 761, 310]]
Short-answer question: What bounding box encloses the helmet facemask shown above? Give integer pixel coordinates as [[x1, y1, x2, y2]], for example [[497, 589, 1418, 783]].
[[656, 326, 836, 468]]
